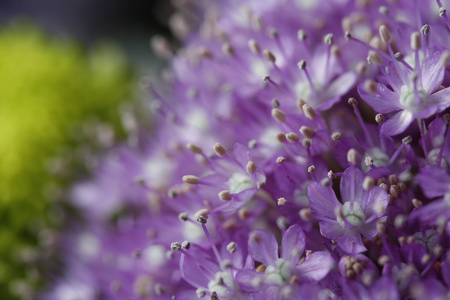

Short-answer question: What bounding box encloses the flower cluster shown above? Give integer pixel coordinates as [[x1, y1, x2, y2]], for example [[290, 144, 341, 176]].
[[45, 0, 450, 299]]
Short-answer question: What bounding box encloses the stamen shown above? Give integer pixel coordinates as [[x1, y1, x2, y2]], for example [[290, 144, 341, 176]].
[[302, 103, 316, 119], [246, 161, 257, 174], [226, 242, 237, 254], [218, 190, 232, 201], [248, 39, 261, 54], [299, 208, 313, 221], [183, 175, 200, 185], [389, 136, 412, 165], [297, 29, 307, 41], [201, 223, 222, 263], [299, 126, 315, 139], [222, 43, 235, 57], [327, 170, 336, 179], [178, 212, 189, 222], [379, 25, 391, 44], [286, 132, 300, 143], [331, 132, 342, 141], [213, 143, 228, 157], [347, 148, 359, 165], [410, 32, 422, 50], [367, 50, 383, 65], [276, 156, 286, 164], [171, 242, 182, 251], [298, 60, 318, 97], [271, 108, 286, 123], [277, 197, 287, 206], [378, 6, 389, 15], [263, 49, 276, 64], [182, 241, 191, 249], [271, 98, 280, 108], [375, 113, 384, 124], [186, 143, 203, 154]]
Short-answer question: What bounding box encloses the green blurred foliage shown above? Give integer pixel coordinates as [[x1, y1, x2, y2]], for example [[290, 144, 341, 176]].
[[0, 23, 133, 298]]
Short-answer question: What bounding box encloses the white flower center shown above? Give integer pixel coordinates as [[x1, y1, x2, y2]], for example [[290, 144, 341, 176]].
[[228, 172, 253, 194], [207, 271, 233, 297], [338, 202, 366, 227], [265, 259, 292, 285], [399, 85, 426, 108]]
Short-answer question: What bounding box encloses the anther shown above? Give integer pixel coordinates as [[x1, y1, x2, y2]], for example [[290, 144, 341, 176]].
[[297, 60, 307, 70], [238, 207, 250, 220], [439, 7, 447, 17], [378, 255, 390, 266], [218, 190, 232, 201], [440, 51, 450, 67], [379, 25, 391, 43], [331, 132, 342, 141], [363, 176, 375, 190], [394, 215, 406, 228], [412, 198, 423, 208], [379, 182, 389, 192], [421, 24, 430, 35], [178, 212, 189, 222], [196, 288, 206, 298], [211, 291, 219, 300], [271, 98, 280, 108], [364, 79, 378, 93], [286, 132, 300, 143], [186, 143, 203, 154], [276, 132, 287, 143], [263, 49, 276, 63], [378, 6, 389, 15], [227, 241, 237, 254], [410, 32, 422, 50], [324, 33, 334, 45], [402, 136, 413, 145], [390, 185, 400, 200], [182, 175, 200, 185], [368, 49, 383, 65], [388, 174, 399, 185], [308, 165, 316, 173], [398, 236, 406, 246], [299, 126, 315, 139], [299, 208, 313, 221], [327, 170, 336, 179], [181, 241, 191, 249], [297, 29, 308, 41], [375, 113, 385, 123], [272, 108, 286, 123], [348, 97, 358, 106], [356, 61, 367, 75], [302, 139, 312, 148], [302, 104, 316, 119], [398, 182, 407, 193], [246, 161, 257, 174], [268, 27, 279, 38], [344, 31, 352, 41], [248, 139, 257, 149], [222, 43, 235, 57], [433, 245, 443, 256], [248, 39, 261, 54], [421, 254, 431, 264], [194, 209, 209, 224], [276, 216, 289, 230], [347, 148, 359, 165], [377, 221, 386, 234], [256, 264, 266, 272], [365, 157, 374, 166], [276, 156, 286, 164], [170, 242, 182, 251], [213, 143, 228, 157], [277, 197, 287, 206], [394, 52, 403, 61]]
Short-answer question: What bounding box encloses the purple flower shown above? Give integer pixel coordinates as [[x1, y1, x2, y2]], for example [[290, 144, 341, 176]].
[[308, 166, 389, 253], [236, 225, 333, 298], [358, 47, 450, 136]]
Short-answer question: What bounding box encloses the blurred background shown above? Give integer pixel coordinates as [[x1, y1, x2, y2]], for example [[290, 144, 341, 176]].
[[0, 1, 175, 298]]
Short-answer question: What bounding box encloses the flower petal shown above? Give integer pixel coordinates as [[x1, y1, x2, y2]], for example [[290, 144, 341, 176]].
[[426, 86, 450, 114], [417, 166, 450, 198], [320, 221, 366, 253], [357, 82, 402, 113], [235, 269, 268, 293], [307, 182, 341, 220], [340, 166, 364, 205], [422, 51, 445, 94], [364, 186, 389, 217], [248, 229, 279, 266], [380, 110, 413, 136], [281, 225, 305, 265], [295, 251, 334, 281]]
